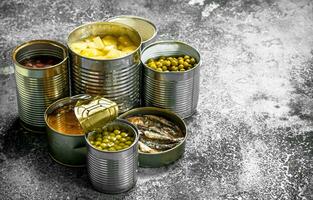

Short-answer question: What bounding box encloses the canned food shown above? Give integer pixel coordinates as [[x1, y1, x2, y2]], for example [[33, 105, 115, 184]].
[[119, 107, 187, 168], [107, 15, 157, 49], [45, 94, 91, 167], [12, 40, 69, 132], [141, 41, 201, 118], [67, 22, 142, 113], [85, 119, 139, 193], [45, 95, 119, 167]]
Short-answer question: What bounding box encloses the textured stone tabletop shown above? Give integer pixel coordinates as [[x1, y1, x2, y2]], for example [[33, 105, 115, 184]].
[[1, 0, 313, 199]]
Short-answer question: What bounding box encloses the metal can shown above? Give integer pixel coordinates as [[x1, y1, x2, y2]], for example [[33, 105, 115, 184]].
[[85, 119, 139, 193], [45, 95, 119, 167], [12, 40, 69, 131], [141, 41, 201, 118], [45, 94, 91, 167], [107, 15, 157, 49], [119, 107, 187, 168], [67, 22, 142, 113]]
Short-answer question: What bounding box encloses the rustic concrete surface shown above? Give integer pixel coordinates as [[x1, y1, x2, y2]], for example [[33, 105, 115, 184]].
[[1, 0, 313, 199]]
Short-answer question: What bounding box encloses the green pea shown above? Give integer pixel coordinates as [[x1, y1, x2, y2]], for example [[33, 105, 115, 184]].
[[109, 133, 115, 137], [162, 66, 167, 71], [156, 62, 162, 68], [95, 141, 101, 146], [178, 64, 184, 70], [183, 62, 189, 67], [178, 56, 183, 60], [103, 138, 109, 143], [115, 146, 122, 150], [147, 58, 154, 63], [160, 56, 166, 60], [114, 129, 121, 134], [109, 136, 116, 142], [190, 58, 196, 64], [178, 59, 184, 65], [172, 66, 178, 71], [116, 135, 122, 140], [121, 132, 128, 137], [125, 141, 132, 145], [108, 142, 114, 147], [90, 141, 95, 145], [171, 60, 178, 66], [119, 142, 125, 146], [96, 137, 102, 141], [180, 69, 185, 72], [121, 138, 127, 142], [108, 147, 116, 151], [101, 143, 107, 148], [184, 55, 190, 59], [156, 68, 162, 72]]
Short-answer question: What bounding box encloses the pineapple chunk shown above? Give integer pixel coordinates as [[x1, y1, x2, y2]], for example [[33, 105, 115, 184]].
[[121, 45, 137, 53], [102, 35, 118, 47], [93, 36, 105, 49], [117, 35, 134, 47], [80, 48, 106, 58], [105, 49, 124, 59], [70, 41, 88, 54]]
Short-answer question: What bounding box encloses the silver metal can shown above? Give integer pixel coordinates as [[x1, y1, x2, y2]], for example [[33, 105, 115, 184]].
[[67, 22, 142, 113], [85, 119, 139, 193], [141, 41, 201, 118], [12, 40, 69, 131], [107, 15, 157, 50]]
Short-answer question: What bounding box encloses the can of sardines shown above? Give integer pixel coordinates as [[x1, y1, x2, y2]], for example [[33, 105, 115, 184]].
[[12, 40, 69, 132], [141, 41, 201, 118], [119, 107, 187, 168]]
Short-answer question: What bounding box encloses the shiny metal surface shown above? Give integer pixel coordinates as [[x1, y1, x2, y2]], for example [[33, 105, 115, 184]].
[[12, 40, 69, 129], [119, 107, 187, 168], [44, 94, 91, 167], [86, 119, 139, 193], [141, 41, 201, 118], [107, 15, 157, 49], [67, 22, 142, 113]]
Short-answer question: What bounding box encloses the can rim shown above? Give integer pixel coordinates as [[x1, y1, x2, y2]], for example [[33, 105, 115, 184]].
[[140, 40, 201, 74], [84, 119, 139, 153], [44, 94, 90, 137], [66, 21, 142, 61], [107, 15, 158, 44], [12, 39, 68, 70], [119, 107, 188, 155]]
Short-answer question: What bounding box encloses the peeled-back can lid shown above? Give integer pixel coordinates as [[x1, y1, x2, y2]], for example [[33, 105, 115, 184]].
[[74, 96, 118, 132]]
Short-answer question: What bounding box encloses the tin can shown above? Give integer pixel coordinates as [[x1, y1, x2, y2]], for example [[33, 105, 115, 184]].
[[85, 119, 139, 193], [107, 15, 157, 49], [12, 40, 69, 131], [67, 22, 142, 113], [119, 107, 187, 168], [45, 94, 91, 167], [141, 41, 201, 118]]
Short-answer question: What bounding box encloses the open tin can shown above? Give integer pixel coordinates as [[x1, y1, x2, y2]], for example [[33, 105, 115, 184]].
[[119, 107, 187, 168], [67, 22, 142, 113], [141, 41, 201, 118], [12, 40, 69, 132]]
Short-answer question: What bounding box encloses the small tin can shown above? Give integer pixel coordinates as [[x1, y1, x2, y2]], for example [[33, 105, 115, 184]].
[[107, 15, 157, 50], [12, 40, 69, 132], [119, 107, 187, 168], [67, 22, 142, 113], [141, 41, 201, 118], [85, 119, 139, 193]]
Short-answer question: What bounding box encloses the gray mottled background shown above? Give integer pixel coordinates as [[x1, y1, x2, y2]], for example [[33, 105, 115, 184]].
[[1, 0, 313, 199]]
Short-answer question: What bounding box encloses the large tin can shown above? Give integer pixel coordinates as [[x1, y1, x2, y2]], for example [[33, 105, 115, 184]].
[[12, 40, 69, 131], [85, 119, 139, 193], [141, 41, 201, 118], [107, 15, 157, 50], [67, 22, 142, 113]]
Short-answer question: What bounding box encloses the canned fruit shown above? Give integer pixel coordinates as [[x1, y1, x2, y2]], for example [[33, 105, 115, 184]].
[[19, 55, 62, 68], [47, 104, 83, 135], [126, 115, 184, 153], [146, 55, 197, 72], [88, 128, 135, 151], [70, 35, 137, 59]]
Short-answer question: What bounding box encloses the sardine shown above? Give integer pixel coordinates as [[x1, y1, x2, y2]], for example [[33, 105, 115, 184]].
[[140, 139, 178, 151], [138, 141, 158, 153], [143, 130, 182, 143]]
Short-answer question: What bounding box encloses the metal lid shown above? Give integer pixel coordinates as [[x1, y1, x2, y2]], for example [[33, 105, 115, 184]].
[[74, 96, 118, 132]]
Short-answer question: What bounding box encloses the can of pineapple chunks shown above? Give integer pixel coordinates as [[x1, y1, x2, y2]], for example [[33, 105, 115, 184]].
[[12, 40, 69, 132], [67, 22, 142, 113], [107, 15, 157, 50]]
